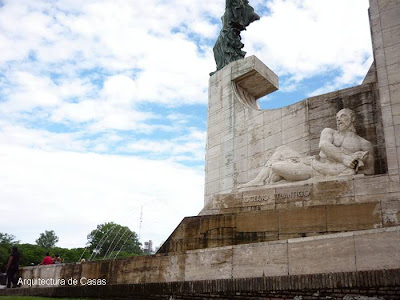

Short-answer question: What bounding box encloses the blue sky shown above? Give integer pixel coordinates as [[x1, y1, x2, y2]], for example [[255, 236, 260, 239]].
[[0, 0, 372, 249]]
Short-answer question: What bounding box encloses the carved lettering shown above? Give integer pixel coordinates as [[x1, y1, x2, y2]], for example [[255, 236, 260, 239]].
[[274, 190, 311, 200], [243, 194, 272, 203], [243, 189, 311, 204]]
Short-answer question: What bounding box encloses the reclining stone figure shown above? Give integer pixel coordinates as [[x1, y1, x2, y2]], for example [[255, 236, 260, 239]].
[[239, 108, 374, 188]]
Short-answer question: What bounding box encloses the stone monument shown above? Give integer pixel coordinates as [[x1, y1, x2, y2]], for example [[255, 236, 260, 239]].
[[158, 0, 400, 276], [3, 1, 400, 298]]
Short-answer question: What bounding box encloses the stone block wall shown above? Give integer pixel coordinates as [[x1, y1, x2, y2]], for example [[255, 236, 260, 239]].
[[160, 172, 400, 254], [369, 0, 400, 207], [12, 226, 400, 289], [204, 0, 400, 210], [205, 63, 387, 209], [2, 269, 400, 299]]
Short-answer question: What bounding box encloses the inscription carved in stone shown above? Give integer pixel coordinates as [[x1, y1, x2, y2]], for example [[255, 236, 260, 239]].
[[243, 189, 311, 203]]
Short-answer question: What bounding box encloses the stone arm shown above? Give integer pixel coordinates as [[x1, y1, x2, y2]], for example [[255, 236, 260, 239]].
[[360, 139, 375, 175], [319, 128, 354, 167]]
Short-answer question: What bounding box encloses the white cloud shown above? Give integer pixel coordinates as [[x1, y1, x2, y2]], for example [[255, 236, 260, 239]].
[[244, 0, 372, 85], [0, 121, 88, 152], [0, 72, 60, 112], [0, 145, 204, 248], [121, 128, 206, 162]]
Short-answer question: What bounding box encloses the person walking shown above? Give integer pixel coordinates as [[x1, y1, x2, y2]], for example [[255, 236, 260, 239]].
[[5, 246, 20, 288]]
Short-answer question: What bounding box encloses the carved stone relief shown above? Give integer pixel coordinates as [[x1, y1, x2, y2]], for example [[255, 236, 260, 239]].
[[239, 108, 375, 188]]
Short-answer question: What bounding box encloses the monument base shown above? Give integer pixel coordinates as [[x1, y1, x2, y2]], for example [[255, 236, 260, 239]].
[[1, 268, 400, 299], [158, 173, 398, 255], [1, 226, 399, 299]]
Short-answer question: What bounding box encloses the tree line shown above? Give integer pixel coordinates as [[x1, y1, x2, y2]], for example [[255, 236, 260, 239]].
[[0, 222, 142, 270]]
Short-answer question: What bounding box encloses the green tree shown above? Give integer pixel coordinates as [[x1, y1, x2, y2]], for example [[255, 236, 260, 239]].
[[36, 230, 59, 249], [87, 222, 142, 260], [17, 243, 45, 266], [0, 233, 19, 271], [16, 245, 89, 267]]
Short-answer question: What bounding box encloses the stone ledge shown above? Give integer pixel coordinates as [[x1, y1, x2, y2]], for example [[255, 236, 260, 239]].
[[1, 269, 399, 299], [159, 201, 394, 255], [231, 55, 279, 99], [4, 227, 399, 291], [202, 174, 393, 215]]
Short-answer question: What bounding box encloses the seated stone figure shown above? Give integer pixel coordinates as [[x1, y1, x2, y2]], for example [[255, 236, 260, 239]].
[[239, 108, 374, 188]]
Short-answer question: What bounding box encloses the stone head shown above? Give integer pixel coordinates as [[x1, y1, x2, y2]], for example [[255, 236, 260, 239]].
[[336, 108, 356, 133]]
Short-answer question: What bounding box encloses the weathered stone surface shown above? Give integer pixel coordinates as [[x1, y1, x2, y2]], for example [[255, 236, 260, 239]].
[[354, 229, 400, 270], [380, 5, 400, 30], [213, 193, 242, 210], [378, 0, 400, 12], [288, 236, 357, 275], [161, 254, 185, 282], [242, 187, 275, 207], [310, 179, 354, 205], [16, 227, 400, 290], [236, 210, 278, 234], [327, 202, 382, 232], [275, 184, 312, 205], [184, 247, 233, 281], [381, 197, 400, 226], [279, 206, 326, 236], [23, 265, 62, 287], [231, 56, 278, 99], [232, 241, 288, 278], [206, 77, 386, 203], [6, 269, 400, 299], [164, 193, 395, 255], [191, 1, 400, 285]]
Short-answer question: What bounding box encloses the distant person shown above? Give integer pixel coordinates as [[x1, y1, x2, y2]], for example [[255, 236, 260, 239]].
[[5, 246, 20, 288], [53, 254, 62, 264], [39, 252, 53, 265]]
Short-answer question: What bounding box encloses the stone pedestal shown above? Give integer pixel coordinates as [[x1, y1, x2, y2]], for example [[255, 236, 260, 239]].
[[370, 0, 400, 175], [204, 68, 388, 214], [171, 0, 400, 262], [205, 56, 278, 208]]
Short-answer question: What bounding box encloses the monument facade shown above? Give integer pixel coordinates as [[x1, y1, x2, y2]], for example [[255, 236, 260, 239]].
[[160, 0, 400, 256], [2, 1, 400, 299]]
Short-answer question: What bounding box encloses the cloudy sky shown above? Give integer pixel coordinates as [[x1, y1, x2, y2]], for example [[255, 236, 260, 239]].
[[0, 0, 373, 251]]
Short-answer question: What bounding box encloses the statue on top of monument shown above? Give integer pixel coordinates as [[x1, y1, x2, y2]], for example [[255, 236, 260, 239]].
[[239, 108, 375, 188], [210, 0, 260, 76]]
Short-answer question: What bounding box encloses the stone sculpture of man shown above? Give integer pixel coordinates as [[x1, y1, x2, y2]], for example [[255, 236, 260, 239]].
[[239, 108, 374, 188]]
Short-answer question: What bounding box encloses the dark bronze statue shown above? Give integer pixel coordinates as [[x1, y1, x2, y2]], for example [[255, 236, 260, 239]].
[[211, 0, 260, 75]]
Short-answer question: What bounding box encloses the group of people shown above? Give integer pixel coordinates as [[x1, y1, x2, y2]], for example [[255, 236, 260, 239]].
[[39, 252, 63, 265], [4, 247, 63, 288]]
